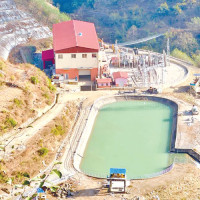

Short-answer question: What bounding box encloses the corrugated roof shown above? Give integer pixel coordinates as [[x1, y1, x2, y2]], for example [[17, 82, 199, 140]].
[[110, 168, 126, 175], [53, 20, 99, 52], [113, 72, 128, 79], [96, 78, 112, 83]]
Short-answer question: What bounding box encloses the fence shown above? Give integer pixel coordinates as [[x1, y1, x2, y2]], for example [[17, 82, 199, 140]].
[[81, 164, 174, 180], [80, 85, 96, 91]]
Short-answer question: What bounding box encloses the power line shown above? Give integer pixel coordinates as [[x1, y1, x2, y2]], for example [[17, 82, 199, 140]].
[[118, 33, 165, 46]]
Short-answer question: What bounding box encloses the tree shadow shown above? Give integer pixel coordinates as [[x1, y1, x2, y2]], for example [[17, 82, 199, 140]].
[[74, 188, 101, 197], [173, 86, 190, 93]]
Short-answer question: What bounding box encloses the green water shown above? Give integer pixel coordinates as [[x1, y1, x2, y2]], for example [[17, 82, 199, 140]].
[[80, 100, 174, 179]]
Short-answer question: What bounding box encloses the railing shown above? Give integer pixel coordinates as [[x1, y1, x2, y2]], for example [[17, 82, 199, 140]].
[[80, 163, 174, 180]]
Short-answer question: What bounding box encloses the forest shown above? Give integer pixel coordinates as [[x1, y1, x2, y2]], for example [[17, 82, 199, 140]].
[[52, 0, 200, 66]]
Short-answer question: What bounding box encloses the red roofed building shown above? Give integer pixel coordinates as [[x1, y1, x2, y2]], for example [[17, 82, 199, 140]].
[[113, 72, 128, 87], [96, 78, 112, 88], [53, 20, 100, 81], [42, 49, 55, 69]]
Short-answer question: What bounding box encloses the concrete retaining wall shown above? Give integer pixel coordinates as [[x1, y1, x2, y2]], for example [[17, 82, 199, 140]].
[[73, 95, 180, 178]]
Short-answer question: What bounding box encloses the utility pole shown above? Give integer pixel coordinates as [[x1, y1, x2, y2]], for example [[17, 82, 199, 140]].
[[167, 38, 170, 66], [162, 50, 167, 85]]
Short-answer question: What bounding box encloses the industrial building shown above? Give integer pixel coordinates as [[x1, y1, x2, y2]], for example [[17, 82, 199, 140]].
[[53, 20, 100, 81]]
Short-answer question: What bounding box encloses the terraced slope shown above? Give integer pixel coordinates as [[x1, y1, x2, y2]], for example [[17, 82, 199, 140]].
[[0, 0, 52, 60]]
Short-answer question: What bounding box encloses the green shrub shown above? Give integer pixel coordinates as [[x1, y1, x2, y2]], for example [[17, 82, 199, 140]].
[[37, 147, 49, 157], [43, 92, 50, 99], [14, 0, 70, 28], [23, 172, 30, 178], [5, 118, 17, 128], [0, 61, 6, 70], [13, 98, 23, 107], [0, 172, 8, 184], [171, 48, 194, 64], [47, 78, 56, 92], [51, 125, 64, 136], [192, 54, 200, 68], [10, 75, 15, 81], [30, 76, 38, 84]]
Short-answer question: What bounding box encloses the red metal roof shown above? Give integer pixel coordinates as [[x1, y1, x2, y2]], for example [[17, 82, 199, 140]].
[[53, 20, 100, 53], [42, 49, 54, 60], [113, 72, 128, 79], [96, 78, 112, 83]]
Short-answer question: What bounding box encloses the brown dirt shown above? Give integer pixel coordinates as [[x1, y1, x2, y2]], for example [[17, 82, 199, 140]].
[[2, 101, 78, 183], [0, 59, 56, 134], [46, 163, 200, 200]]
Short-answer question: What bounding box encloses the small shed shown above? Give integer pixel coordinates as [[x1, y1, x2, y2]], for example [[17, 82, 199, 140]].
[[113, 72, 128, 87], [36, 188, 46, 200], [96, 78, 112, 88], [42, 49, 55, 69], [107, 168, 126, 193]]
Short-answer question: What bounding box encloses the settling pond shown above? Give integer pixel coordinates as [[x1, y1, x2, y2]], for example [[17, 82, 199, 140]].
[[80, 100, 175, 179]]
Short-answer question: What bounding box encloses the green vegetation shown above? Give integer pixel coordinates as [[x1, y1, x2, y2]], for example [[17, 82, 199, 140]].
[[5, 117, 17, 128], [0, 172, 9, 184], [42, 92, 50, 99], [53, 0, 200, 67], [37, 147, 49, 157], [47, 78, 56, 92], [192, 54, 200, 68], [13, 98, 23, 107], [0, 60, 6, 70], [51, 124, 64, 136], [171, 48, 194, 64], [30, 76, 39, 84], [14, 0, 70, 28], [171, 48, 200, 68]]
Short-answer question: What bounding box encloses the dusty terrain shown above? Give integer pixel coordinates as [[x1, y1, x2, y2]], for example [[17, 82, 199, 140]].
[[44, 163, 199, 200], [0, 58, 200, 199], [0, 59, 56, 134]]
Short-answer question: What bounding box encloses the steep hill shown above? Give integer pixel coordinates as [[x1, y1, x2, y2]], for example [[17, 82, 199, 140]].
[[53, 0, 200, 59], [14, 0, 70, 28], [0, 59, 56, 134]]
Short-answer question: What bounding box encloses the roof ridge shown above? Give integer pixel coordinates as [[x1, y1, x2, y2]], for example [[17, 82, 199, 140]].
[[72, 20, 78, 47]]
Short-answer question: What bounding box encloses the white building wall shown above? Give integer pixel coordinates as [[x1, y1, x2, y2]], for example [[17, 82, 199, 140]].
[[55, 52, 99, 69]]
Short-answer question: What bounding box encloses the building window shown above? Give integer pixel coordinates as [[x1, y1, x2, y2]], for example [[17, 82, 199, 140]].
[[71, 54, 76, 58], [92, 53, 97, 58], [82, 54, 87, 58], [58, 54, 63, 59]]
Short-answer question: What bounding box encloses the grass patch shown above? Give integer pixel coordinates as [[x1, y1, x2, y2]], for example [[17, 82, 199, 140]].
[[37, 147, 49, 157], [30, 76, 38, 84], [14, 0, 70, 28], [0, 61, 6, 71], [171, 48, 194, 64], [51, 125, 65, 136], [43, 92, 50, 99], [5, 117, 17, 128], [47, 78, 56, 92], [13, 98, 23, 107], [0, 172, 9, 184]]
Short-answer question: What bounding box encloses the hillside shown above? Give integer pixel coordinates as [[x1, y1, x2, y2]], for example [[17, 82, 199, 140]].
[[14, 0, 70, 28], [0, 0, 70, 60], [0, 59, 56, 134], [53, 0, 200, 63]]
